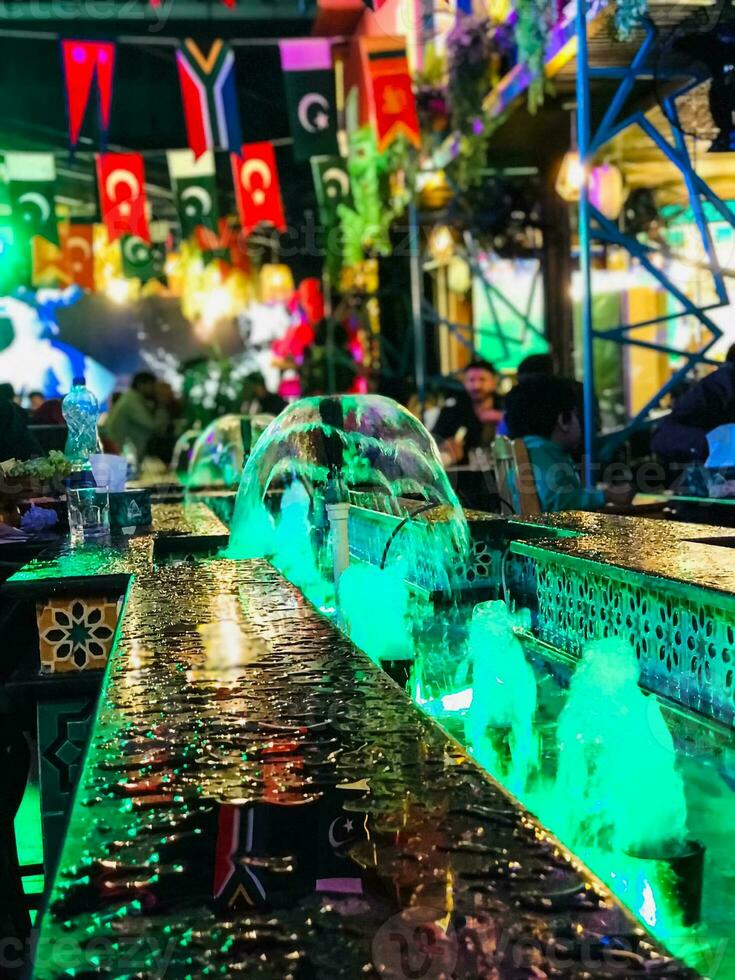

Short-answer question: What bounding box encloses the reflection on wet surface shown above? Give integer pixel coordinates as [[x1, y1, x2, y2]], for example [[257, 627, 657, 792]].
[[33, 554, 697, 978], [514, 511, 735, 596]]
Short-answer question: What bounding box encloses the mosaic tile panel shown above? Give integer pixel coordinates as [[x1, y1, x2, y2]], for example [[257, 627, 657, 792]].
[[37, 597, 122, 673], [347, 506, 500, 594], [527, 553, 735, 725], [38, 695, 97, 867]]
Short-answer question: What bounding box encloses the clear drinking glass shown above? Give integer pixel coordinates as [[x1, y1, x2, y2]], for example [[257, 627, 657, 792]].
[[68, 485, 110, 545]]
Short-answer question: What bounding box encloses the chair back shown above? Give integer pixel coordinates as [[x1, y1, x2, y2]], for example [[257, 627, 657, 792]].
[[491, 435, 542, 517], [511, 437, 542, 517], [491, 436, 515, 516]]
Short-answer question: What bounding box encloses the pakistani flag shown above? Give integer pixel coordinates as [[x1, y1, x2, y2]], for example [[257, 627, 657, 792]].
[[280, 40, 339, 162], [167, 149, 220, 240], [311, 155, 351, 282], [311, 155, 352, 225], [121, 235, 165, 283], [5, 152, 58, 245]]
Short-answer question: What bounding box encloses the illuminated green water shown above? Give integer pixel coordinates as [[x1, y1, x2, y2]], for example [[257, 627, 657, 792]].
[[337, 559, 413, 665], [409, 609, 735, 977], [461, 600, 539, 797], [223, 392, 735, 976]]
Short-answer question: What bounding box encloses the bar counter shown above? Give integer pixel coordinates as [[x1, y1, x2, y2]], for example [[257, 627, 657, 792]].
[[27, 542, 696, 977]]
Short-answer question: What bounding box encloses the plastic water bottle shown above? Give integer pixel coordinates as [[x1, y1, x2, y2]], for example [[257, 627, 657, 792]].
[[63, 377, 99, 470]]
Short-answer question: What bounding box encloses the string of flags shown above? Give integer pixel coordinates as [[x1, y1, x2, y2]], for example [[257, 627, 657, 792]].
[[53, 33, 419, 162], [0, 32, 420, 290], [176, 39, 243, 158]]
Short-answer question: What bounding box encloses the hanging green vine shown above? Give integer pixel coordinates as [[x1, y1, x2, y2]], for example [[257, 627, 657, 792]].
[[512, 0, 555, 113]]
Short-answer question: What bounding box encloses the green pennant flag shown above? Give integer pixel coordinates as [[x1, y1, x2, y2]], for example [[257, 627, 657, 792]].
[[311, 155, 352, 225], [311, 155, 352, 283], [280, 40, 339, 162], [5, 152, 58, 245], [167, 150, 220, 240], [121, 235, 166, 283]]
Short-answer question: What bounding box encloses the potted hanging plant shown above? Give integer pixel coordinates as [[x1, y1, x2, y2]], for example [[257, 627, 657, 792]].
[[444, 16, 515, 193]]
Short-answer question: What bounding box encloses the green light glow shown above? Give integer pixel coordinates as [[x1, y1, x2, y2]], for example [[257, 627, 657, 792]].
[[337, 559, 412, 665], [462, 600, 539, 797]]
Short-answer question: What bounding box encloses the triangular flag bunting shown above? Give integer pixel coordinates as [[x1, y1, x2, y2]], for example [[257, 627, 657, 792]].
[[6, 152, 59, 246], [361, 38, 420, 152], [97, 152, 150, 243], [176, 39, 242, 159], [167, 149, 220, 240], [279, 39, 339, 162], [230, 142, 286, 237], [61, 40, 115, 149]]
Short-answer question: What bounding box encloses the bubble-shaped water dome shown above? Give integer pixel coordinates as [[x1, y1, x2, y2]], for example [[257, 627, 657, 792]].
[[228, 395, 469, 585], [186, 413, 274, 489]]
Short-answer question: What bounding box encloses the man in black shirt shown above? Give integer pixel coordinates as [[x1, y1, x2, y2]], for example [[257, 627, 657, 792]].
[[432, 359, 502, 466], [652, 358, 735, 465]]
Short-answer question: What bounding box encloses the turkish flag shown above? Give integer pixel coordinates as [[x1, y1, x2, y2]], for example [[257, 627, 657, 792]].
[[230, 142, 286, 237], [96, 153, 150, 243], [61, 223, 95, 290]]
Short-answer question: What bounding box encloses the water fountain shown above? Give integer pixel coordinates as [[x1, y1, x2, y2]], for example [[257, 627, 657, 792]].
[[554, 636, 689, 858], [337, 558, 413, 669], [228, 394, 470, 608], [462, 599, 539, 796], [186, 413, 274, 490], [225, 393, 728, 975]]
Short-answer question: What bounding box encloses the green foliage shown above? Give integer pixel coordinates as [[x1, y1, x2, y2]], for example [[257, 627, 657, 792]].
[[512, 0, 555, 112], [183, 357, 253, 428], [337, 127, 414, 266], [6, 450, 72, 480]]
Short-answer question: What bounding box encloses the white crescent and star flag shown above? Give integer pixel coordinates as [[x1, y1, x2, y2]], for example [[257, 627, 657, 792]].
[[230, 141, 286, 237], [279, 39, 339, 162], [166, 149, 220, 241], [96, 152, 150, 243], [5, 152, 58, 245]]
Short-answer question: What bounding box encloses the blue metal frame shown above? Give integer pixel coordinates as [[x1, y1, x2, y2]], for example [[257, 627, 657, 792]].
[[576, 0, 595, 484], [421, 243, 545, 368], [576, 13, 735, 462]]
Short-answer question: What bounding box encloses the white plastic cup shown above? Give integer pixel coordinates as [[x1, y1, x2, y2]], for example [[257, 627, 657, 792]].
[[90, 454, 127, 493]]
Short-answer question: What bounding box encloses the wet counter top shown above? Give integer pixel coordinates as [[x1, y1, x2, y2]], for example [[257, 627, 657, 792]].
[[32, 553, 696, 978], [501, 511, 735, 601], [4, 501, 229, 598]]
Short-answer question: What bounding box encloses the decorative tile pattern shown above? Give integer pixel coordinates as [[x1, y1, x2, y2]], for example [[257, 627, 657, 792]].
[[348, 506, 496, 594], [37, 597, 122, 672], [38, 696, 97, 867], [529, 555, 735, 725]]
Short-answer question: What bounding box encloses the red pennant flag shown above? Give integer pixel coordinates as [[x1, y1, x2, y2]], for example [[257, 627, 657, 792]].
[[97, 153, 150, 243], [230, 142, 286, 237], [362, 38, 420, 152], [62, 223, 95, 290], [61, 40, 115, 149]]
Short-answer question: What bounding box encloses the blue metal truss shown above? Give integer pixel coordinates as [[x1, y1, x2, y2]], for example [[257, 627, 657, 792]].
[[576, 13, 735, 463], [420, 239, 545, 370]]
